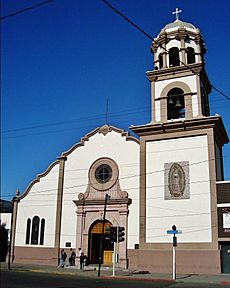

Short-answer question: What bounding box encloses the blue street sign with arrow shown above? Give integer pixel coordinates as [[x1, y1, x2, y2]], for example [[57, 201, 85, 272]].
[[167, 230, 182, 235]]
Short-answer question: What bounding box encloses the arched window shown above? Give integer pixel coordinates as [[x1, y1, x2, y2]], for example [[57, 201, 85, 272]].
[[167, 88, 185, 120], [187, 47, 195, 64], [169, 47, 180, 67], [39, 219, 45, 245], [31, 216, 40, 245], [159, 53, 163, 69], [25, 218, 31, 244]]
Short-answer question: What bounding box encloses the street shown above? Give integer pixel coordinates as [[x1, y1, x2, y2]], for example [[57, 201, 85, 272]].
[[1, 268, 228, 288]]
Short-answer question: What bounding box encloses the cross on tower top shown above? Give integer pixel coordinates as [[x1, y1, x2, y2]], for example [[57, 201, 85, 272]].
[[172, 8, 182, 21]]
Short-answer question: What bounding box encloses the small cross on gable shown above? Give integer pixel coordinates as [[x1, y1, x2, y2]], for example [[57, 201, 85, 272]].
[[172, 8, 182, 21]]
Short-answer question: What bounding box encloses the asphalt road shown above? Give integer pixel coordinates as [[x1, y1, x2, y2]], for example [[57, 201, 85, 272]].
[[1, 269, 228, 288]]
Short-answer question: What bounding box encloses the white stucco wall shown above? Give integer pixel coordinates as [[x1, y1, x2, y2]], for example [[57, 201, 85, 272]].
[[146, 135, 211, 243], [60, 129, 140, 250], [15, 163, 60, 247]]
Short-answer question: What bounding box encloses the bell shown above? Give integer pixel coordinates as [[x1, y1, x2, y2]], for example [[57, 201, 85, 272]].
[[169, 97, 174, 105], [175, 97, 182, 108]]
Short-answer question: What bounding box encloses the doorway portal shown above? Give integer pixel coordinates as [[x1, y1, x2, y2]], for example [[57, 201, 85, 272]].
[[88, 220, 113, 264]]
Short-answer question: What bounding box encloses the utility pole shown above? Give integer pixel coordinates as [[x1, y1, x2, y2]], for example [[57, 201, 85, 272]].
[[98, 194, 109, 277]]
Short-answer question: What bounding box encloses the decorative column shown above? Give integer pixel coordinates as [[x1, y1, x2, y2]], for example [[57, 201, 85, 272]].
[[9, 189, 20, 263], [118, 205, 129, 268], [162, 42, 167, 68], [195, 35, 202, 63], [54, 156, 67, 261], [179, 34, 186, 64], [76, 204, 85, 249], [152, 42, 159, 69]]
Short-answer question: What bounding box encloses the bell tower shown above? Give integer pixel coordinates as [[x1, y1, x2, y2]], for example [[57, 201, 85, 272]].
[[130, 10, 229, 274], [148, 8, 210, 123]]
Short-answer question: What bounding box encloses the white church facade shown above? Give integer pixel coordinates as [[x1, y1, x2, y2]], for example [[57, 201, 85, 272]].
[[10, 13, 230, 274]]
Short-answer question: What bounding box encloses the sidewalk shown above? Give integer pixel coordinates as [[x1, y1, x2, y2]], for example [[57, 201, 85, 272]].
[[2, 262, 230, 286]]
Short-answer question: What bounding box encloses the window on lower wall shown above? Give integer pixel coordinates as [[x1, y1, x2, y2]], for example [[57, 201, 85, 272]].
[[39, 218, 45, 245], [25, 216, 45, 245], [25, 218, 31, 244]]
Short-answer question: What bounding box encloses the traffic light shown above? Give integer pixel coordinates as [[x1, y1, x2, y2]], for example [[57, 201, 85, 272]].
[[104, 226, 117, 243], [110, 226, 117, 242], [104, 227, 111, 241], [117, 226, 125, 242]]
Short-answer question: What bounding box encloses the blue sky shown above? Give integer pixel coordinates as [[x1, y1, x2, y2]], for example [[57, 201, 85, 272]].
[[1, 0, 230, 200]]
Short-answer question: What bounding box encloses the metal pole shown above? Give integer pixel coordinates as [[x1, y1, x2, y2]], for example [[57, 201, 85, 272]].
[[172, 240, 176, 280], [112, 241, 116, 277], [8, 197, 15, 270], [98, 194, 109, 277]]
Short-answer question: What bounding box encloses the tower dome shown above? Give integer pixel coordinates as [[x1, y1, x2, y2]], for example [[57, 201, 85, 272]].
[[159, 20, 199, 34], [151, 8, 206, 71]]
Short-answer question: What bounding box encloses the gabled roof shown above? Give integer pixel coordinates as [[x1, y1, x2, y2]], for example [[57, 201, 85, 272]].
[[61, 124, 139, 157]]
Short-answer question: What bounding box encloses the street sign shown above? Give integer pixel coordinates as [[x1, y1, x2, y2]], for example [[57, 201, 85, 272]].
[[167, 230, 182, 235]]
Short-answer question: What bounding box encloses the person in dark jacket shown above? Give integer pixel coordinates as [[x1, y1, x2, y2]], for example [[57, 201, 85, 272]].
[[79, 251, 85, 271], [69, 248, 76, 266]]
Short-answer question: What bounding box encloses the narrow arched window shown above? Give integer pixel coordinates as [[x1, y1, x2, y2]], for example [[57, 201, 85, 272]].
[[159, 53, 163, 69], [25, 218, 31, 244], [39, 219, 45, 245], [187, 47, 195, 64], [167, 88, 185, 120], [169, 47, 180, 67], [31, 216, 40, 245]]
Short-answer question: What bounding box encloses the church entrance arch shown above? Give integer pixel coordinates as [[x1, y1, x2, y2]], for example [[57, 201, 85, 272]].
[[88, 220, 113, 265]]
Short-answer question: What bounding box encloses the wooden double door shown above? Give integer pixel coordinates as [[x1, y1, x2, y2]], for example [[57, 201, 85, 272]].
[[88, 220, 113, 265]]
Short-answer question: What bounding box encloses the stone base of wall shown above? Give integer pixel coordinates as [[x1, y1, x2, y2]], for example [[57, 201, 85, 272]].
[[127, 249, 221, 275], [14, 246, 59, 266]]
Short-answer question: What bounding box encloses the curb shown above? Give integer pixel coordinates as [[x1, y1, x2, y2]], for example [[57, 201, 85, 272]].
[[101, 276, 175, 283]]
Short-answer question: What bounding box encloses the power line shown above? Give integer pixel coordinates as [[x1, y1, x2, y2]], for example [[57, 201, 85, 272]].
[[3, 155, 228, 198], [101, 0, 154, 41], [0, 0, 56, 21], [2, 100, 229, 139], [1, 106, 149, 134], [212, 85, 230, 101]]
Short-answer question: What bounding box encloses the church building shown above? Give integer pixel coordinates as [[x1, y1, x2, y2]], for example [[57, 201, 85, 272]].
[[10, 11, 230, 274]]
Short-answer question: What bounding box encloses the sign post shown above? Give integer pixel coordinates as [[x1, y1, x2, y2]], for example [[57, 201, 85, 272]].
[[167, 225, 182, 280], [112, 241, 116, 277]]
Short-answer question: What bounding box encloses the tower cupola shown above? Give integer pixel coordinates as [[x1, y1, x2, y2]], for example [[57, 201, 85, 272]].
[[146, 9, 211, 123], [152, 8, 206, 70]]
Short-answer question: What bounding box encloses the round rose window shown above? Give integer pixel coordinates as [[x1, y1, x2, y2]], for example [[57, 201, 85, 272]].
[[95, 164, 112, 184]]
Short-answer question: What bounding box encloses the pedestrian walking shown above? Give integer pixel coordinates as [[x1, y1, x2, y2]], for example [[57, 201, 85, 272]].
[[58, 249, 67, 268]]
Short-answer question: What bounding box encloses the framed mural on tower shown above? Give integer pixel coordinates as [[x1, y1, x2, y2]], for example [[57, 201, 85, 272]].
[[164, 161, 190, 200]]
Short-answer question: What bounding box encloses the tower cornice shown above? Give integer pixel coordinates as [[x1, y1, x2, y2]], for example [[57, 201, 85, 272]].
[[130, 116, 229, 147]]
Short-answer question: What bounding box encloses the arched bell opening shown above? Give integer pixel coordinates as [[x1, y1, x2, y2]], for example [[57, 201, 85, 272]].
[[187, 47, 196, 64], [159, 53, 163, 69], [88, 220, 113, 265], [169, 47, 180, 67], [167, 88, 185, 120]]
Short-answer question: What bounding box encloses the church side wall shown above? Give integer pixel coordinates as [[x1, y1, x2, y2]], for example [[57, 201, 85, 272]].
[[15, 164, 60, 250], [146, 135, 211, 243], [60, 131, 140, 250]]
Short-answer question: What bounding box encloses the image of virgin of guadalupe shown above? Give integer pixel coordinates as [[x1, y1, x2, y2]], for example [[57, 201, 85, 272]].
[[168, 163, 186, 197]]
